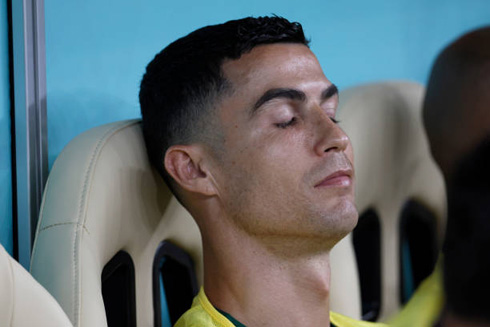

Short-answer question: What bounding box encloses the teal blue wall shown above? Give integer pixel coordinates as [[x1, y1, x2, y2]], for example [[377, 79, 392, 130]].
[[0, 0, 13, 254], [45, 0, 490, 166]]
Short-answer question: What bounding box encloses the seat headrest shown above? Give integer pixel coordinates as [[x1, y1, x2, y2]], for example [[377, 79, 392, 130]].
[[330, 81, 446, 321], [31, 120, 202, 326]]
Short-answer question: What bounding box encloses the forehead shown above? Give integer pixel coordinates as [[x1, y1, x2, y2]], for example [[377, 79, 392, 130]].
[[221, 43, 329, 92]]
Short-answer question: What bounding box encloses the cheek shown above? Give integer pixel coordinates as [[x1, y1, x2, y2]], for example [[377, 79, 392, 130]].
[[220, 123, 311, 186], [224, 144, 298, 193], [258, 130, 309, 160]]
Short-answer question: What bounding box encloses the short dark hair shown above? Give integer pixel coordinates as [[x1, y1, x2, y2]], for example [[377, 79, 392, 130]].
[[139, 16, 309, 190], [443, 135, 490, 321]]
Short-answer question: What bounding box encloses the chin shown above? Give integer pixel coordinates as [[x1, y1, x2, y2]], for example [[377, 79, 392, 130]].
[[318, 199, 358, 240], [342, 200, 359, 225], [340, 200, 359, 230]]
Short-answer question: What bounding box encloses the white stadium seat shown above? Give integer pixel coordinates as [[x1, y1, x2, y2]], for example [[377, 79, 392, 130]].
[[330, 81, 446, 321], [30, 120, 202, 327], [0, 243, 72, 326]]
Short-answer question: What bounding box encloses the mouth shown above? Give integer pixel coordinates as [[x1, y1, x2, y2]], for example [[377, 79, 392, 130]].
[[314, 169, 353, 188]]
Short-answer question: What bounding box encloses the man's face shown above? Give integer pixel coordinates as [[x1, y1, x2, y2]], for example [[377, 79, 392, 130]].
[[209, 43, 357, 247]]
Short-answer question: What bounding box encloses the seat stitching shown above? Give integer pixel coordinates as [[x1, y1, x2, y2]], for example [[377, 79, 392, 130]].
[[38, 222, 91, 235], [72, 119, 140, 326]]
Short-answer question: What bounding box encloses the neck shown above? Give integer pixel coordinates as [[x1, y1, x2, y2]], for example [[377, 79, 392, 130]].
[[200, 220, 333, 327]]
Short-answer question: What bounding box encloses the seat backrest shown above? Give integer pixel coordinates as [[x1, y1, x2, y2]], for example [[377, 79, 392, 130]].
[[330, 81, 446, 321], [0, 243, 72, 326], [30, 120, 203, 327]]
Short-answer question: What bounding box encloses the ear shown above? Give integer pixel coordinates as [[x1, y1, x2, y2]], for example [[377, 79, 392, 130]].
[[164, 145, 218, 197]]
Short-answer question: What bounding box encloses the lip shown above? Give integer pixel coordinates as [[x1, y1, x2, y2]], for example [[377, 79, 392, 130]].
[[314, 169, 353, 188]]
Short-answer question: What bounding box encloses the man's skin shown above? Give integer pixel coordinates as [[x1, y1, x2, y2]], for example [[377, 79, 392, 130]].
[[164, 43, 358, 326], [422, 27, 490, 327]]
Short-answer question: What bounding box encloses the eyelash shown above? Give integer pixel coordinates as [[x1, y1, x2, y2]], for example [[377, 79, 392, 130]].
[[275, 117, 340, 129], [275, 117, 297, 129]]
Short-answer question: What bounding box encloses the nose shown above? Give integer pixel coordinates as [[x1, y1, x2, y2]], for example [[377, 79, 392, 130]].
[[312, 109, 349, 156]]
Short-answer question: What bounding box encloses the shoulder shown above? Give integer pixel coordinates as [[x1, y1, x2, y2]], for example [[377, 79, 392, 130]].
[[330, 312, 389, 327], [389, 264, 444, 327], [174, 304, 214, 327], [174, 288, 236, 327]]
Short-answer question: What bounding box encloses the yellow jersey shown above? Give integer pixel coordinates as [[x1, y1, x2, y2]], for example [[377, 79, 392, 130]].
[[175, 287, 389, 327]]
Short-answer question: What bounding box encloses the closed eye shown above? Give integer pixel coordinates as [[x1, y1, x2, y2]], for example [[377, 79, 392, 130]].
[[275, 117, 297, 129], [330, 117, 340, 124]]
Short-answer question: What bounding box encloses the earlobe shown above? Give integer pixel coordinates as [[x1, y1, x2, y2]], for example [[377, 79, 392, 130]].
[[164, 145, 217, 196]]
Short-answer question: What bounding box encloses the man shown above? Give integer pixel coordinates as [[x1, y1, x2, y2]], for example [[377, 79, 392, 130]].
[[391, 26, 490, 326], [423, 27, 490, 182], [140, 16, 386, 327], [424, 27, 490, 327], [436, 135, 490, 327]]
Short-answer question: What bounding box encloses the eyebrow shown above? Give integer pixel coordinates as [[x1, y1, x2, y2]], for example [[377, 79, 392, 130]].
[[251, 84, 339, 116], [321, 84, 339, 101], [252, 88, 306, 113]]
